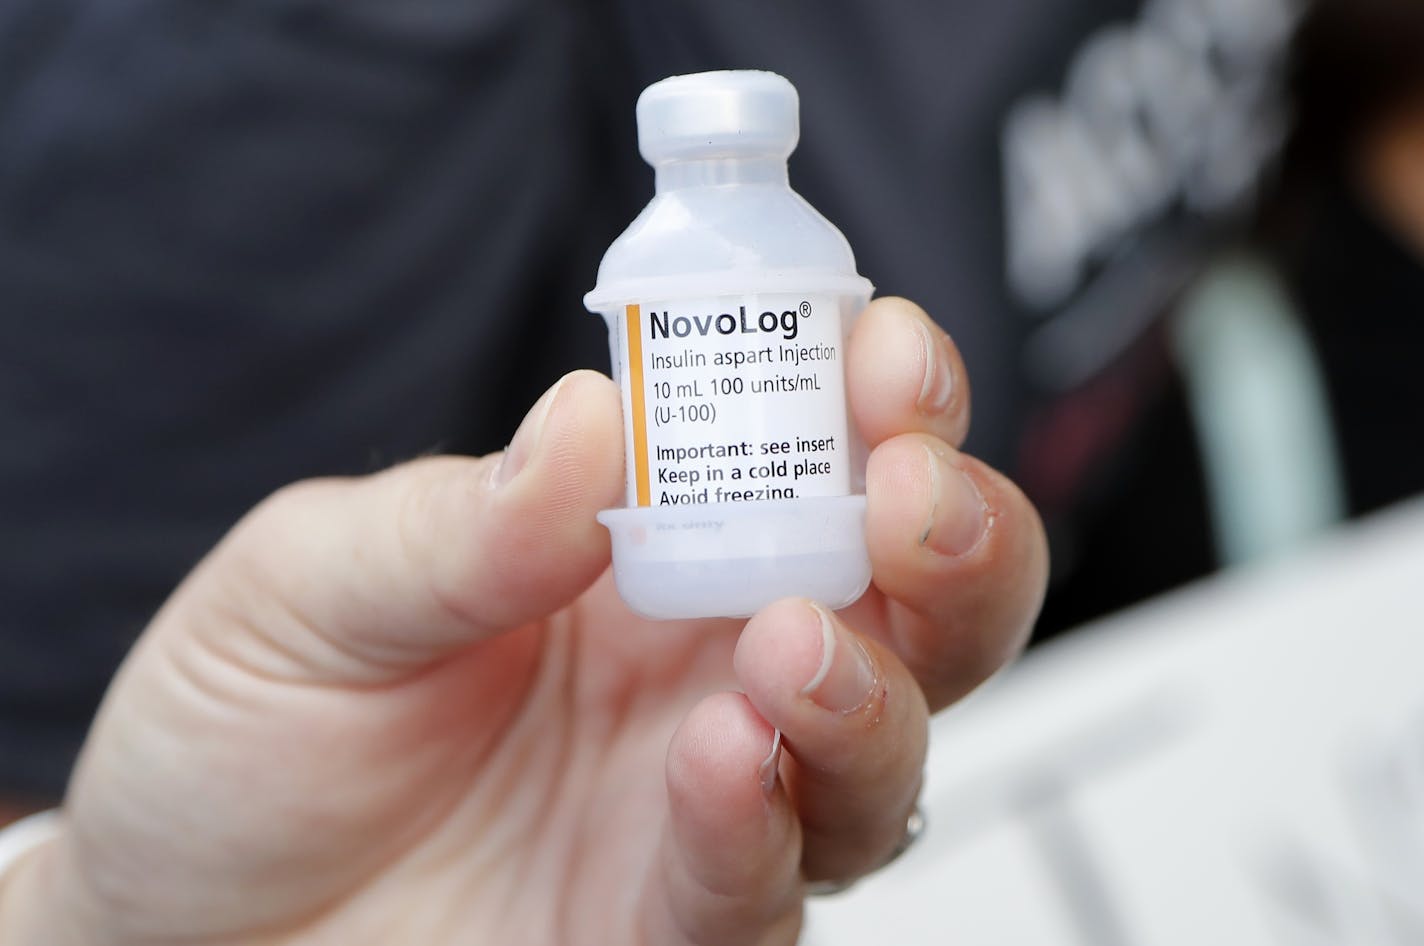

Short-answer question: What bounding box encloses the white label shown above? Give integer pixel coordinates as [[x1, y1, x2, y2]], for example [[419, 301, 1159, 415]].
[[614, 293, 850, 508]]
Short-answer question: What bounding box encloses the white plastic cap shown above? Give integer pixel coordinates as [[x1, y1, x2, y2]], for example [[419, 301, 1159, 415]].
[[598, 496, 870, 620], [637, 70, 799, 165]]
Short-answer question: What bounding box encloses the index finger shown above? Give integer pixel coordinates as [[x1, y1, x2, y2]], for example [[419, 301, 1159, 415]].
[[847, 297, 971, 449]]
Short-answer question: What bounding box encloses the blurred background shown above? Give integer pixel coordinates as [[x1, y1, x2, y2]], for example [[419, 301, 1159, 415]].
[[1, 0, 1421, 829]]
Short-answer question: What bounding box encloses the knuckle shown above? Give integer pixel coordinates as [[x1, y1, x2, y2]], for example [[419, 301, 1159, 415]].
[[225, 476, 345, 571], [388, 456, 502, 629]]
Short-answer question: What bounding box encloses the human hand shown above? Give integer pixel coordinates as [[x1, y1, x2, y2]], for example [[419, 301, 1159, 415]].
[[0, 298, 1047, 945]]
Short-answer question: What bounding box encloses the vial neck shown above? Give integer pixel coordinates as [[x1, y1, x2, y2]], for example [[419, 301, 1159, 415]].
[[654, 156, 788, 192]]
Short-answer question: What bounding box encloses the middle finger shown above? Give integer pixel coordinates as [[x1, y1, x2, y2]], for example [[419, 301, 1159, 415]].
[[847, 296, 971, 449]]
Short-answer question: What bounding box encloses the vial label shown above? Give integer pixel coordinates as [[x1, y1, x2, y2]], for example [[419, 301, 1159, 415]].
[[616, 293, 850, 508]]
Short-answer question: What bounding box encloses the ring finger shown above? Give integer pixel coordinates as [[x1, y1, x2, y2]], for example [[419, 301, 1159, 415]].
[[732, 599, 929, 885]]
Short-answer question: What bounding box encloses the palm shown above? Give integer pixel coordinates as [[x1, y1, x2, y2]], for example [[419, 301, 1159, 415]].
[[71, 572, 893, 943], [310, 575, 892, 941]]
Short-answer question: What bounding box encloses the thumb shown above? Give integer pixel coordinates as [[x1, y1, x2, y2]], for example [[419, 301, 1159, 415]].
[[165, 369, 624, 684]]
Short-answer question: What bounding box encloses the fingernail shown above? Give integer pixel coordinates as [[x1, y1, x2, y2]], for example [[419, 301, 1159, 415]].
[[799, 603, 877, 714], [920, 446, 989, 557], [915, 319, 955, 416], [758, 729, 783, 797], [495, 379, 564, 487]]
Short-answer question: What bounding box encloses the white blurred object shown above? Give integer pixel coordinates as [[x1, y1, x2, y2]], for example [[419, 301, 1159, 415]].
[[806, 497, 1424, 945], [1173, 255, 1346, 565]]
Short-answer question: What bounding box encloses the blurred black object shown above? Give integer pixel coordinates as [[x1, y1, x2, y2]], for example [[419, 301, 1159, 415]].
[[1263, 0, 1424, 517]]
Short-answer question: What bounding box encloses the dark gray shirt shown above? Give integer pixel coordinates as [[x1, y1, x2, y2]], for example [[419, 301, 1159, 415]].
[[3, 0, 1261, 796]]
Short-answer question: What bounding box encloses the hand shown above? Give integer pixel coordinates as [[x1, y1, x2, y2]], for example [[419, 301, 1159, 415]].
[[0, 298, 1047, 945]]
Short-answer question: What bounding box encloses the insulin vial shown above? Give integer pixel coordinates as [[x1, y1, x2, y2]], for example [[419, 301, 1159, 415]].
[[587, 70, 873, 621]]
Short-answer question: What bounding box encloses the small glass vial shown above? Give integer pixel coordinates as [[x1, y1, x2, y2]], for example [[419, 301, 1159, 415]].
[[587, 70, 873, 620]]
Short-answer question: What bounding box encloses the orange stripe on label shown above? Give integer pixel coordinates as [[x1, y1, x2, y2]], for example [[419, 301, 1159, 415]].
[[626, 304, 652, 507]]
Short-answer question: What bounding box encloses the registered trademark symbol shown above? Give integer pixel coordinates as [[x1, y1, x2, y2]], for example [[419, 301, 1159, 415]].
[[799, 301, 813, 318]]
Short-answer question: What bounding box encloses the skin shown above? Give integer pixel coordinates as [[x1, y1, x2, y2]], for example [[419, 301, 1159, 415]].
[[1360, 90, 1424, 259], [0, 298, 1048, 946]]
